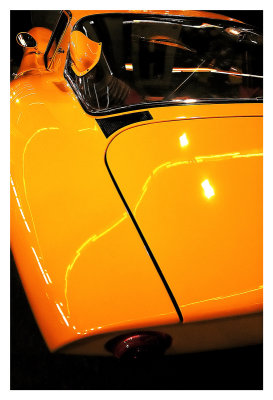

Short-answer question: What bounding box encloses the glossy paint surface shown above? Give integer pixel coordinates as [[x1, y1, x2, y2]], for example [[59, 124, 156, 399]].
[[16, 27, 53, 76], [10, 70, 180, 350], [10, 9, 262, 352], [106, 112, 263, 322], [70, 30, 102, 76]]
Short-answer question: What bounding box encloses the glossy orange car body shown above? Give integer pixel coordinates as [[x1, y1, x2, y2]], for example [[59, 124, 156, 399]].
[[10, 10, 262, 355]]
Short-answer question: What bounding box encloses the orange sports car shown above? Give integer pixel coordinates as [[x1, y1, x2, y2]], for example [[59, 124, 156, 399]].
[[10, 10, 263, 359]]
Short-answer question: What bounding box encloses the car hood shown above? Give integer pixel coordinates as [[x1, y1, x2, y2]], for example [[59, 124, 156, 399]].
[[106, 114, 263, 323]]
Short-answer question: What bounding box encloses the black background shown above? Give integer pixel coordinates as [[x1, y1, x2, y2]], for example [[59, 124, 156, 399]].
[[10, 10, 263, 390]]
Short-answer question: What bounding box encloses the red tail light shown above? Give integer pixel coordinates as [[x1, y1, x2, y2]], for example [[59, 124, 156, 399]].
[[105, 331, 172, 360]]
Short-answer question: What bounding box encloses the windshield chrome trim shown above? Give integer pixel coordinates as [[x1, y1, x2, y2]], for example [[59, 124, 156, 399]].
[[44, 10, 72, 70], [64, 64, 263, 117]]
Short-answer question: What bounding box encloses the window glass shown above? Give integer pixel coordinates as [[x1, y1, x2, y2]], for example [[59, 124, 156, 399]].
[[65, 14, 262, 114]]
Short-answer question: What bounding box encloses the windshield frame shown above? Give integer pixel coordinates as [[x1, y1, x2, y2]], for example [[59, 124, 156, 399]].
[[64, 12, 263, 116], [45, 10, 72, 70]]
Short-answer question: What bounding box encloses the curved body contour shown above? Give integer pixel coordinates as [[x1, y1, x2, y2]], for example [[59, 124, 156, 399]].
[[10, 10, 262, 354]]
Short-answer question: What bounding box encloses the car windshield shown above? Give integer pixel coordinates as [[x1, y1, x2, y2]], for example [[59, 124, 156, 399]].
[[65, 13, 263, 114]]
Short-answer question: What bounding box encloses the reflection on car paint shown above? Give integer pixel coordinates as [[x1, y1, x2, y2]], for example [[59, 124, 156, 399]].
[[180, 285, 263, 308], [179, 133, 189, 147], [10, 10, 263, 354], [22, 127, 60, 259], [31, 246, 52, 285], [201, 179, 215, 199], [64, 212, 128, 315], [10, 176, 31, 233]]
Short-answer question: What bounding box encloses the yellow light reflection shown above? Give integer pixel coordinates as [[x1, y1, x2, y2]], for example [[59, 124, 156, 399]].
[[232, 153, 262, 159], [65, 212, 128, 314], [125, 63, 133, 71], [78, 127, 92, 132], [179, 133, 189, 147], [153, 162, 171, 175], [172, 67, 215, 73], [10, 176, 31, 232], [29, 102, 45, 106], [201, 179, 215, 199], [181, 285, 263, 308], [31, 246, 49, 285], [134, 179, 149, 214], [56, 303, 70, 327], [22, 127, 60, 259], [195, 152, 240, 162], [64, 149, 262, 313]]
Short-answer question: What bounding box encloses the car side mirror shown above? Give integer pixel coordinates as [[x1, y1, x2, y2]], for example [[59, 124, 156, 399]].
[[70, 30, 102, 77], [16, 32, 37, 48]]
